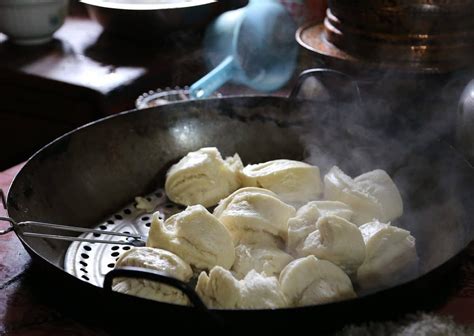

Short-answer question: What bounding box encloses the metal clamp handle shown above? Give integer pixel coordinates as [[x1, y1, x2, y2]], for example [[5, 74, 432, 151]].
[[0, 216, 15, 235], [289, 68, 362, 104], [104, 266, 208, 311]]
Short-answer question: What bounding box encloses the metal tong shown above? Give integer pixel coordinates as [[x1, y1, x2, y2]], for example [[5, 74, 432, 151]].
[[0, 189, 146, 246]]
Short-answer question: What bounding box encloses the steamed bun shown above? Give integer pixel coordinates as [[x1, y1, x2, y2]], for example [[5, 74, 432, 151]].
[[147, 205, 235, 270], [295, 215, 366, 275], [112, 247, 192, 305], [165, 147, 243, 207], [240, 159, 322, 206], [279, 255, 356, 307], [287, 201, 353, 251], [324, 166, 403, 225], [357, 221, 418, 292], [232, 244, 294, 279], [196, 266, 287, 309], [213, 187, 295, 240], [230, 229, 285, 249]]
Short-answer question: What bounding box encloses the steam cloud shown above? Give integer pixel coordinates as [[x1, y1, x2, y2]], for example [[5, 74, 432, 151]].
[[296, 70, 474, 283]]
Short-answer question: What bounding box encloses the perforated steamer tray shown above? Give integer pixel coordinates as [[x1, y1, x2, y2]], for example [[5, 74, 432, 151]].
[[64, 189, 184, 287]]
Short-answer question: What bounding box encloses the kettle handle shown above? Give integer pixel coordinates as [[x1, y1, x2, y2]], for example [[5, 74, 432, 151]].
[[190, 56, 236, 99]]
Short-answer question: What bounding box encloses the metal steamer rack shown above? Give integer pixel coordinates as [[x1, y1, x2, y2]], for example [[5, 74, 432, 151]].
[[0, 189, 207, 309]]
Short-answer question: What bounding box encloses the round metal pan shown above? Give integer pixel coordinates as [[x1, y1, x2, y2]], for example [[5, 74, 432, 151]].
[[3, 78, 474, 332]]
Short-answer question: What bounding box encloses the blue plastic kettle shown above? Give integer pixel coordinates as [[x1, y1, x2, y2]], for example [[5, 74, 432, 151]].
[[189, 0, 298, 99]]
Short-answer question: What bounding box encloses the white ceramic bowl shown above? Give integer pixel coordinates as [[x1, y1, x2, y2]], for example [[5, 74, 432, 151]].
[[0, 0, 69, 45], [80, 0, 222, 39]]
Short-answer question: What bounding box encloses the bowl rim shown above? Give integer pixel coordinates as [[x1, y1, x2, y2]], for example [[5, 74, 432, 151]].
[[80, 0, 217, 11]]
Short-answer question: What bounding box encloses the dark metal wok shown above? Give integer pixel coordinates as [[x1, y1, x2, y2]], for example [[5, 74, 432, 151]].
[[2, 71, 474, 333]]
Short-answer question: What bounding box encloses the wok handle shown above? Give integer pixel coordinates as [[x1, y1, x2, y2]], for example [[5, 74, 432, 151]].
[[0, 189, 5, 210], [289, 68, 362, 104], [104, 266, 208, 311], [0, 189, 14, 235]]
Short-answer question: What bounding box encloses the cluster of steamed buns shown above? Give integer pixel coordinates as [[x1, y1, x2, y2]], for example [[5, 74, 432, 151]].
[[113, 147, 418, 309]]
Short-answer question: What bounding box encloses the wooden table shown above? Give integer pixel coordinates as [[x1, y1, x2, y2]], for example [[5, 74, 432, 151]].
[[0, 12, 208, 171]]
